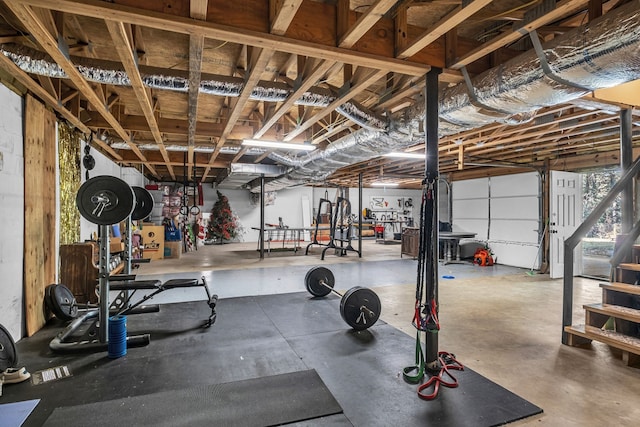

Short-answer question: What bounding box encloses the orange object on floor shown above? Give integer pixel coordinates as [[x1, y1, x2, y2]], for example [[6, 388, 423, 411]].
[[473, 248, 494, 266]]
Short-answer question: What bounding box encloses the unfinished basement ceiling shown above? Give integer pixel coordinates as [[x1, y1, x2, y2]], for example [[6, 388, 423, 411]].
[[0, 0, 638, 190]]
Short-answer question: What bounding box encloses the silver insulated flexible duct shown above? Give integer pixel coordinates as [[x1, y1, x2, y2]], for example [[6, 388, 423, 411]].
[[256, 1, 640, 192], [1, 2, 640, 191]]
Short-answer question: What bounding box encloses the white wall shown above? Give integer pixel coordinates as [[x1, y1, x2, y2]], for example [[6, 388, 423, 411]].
[[452, 172, 542, 269], [311, 187, 423, 226], [198, 185, 424, 243], [203, 185, 314, 242], [0, 85, 24, 340]]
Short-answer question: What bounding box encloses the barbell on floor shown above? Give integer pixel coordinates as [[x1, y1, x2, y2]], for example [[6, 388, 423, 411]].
[[304, 266, 381, 330]]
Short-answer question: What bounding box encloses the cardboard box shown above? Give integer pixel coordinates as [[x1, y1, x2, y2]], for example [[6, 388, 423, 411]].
[[164, 241, 182, 259], [140, 225, 165, 260], [109, 240, 124, 253]]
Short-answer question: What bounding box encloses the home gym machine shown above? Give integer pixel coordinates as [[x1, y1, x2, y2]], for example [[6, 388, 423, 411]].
[[305, 197, 361, 260], [49, 176, 218, 353]]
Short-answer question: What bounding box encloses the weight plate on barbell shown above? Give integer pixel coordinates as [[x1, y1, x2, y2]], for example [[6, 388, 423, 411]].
[[44, 283, 55, 315], [0, 322, 18, 371], [340, 287, 381, 331], [50, 284, 79, 321], [76, 176, 135, 225], [304, 266, 334, 297], [132, 186, 154, 221]]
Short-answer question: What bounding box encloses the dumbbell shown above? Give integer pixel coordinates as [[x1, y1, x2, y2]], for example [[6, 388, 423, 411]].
[[304, 266, 381, 330]]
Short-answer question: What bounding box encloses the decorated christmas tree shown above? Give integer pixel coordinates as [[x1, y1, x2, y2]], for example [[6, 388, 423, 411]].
[[208, 190, 238, 242]]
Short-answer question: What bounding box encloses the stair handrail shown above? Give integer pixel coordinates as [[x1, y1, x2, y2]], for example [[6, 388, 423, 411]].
[[608, 221, 640, 270], [562, 156, 640, 344]]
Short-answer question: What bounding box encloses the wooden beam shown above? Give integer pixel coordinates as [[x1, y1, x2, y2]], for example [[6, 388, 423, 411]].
[[285, 68, 387, 141], [397, 0, 493, 59], [82, 111, 260, 139], [339, 0, 397, 48], [14, 0, 432, 77], [105, 19, 171, 178], [270, 0, 303, 36], [0, 33, 121, 159], [589, 0, 603, 21], [36, 74, 57, 99], [6, 3, 155, 170], [451, 0, 589, 69], [190, 0, 208, 20], [202, 47, 275, 180], [232, 147, 249, 163], [254, 60, 338, 139], [188, 0, 208, 176]]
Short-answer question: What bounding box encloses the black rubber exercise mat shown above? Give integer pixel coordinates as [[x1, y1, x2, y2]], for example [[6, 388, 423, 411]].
[[43, 369, 342, 427]]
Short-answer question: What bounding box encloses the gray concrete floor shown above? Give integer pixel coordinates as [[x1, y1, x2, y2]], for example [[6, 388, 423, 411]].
[[134, 240, 640, 427]]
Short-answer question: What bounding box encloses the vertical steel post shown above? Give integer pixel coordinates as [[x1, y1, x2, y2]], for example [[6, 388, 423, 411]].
[[260, 174, 265, 259], [98, 224, 110, 343], [123, 217, 132, 275], [358, 172, 363, 257], [424, 67, 441, 370], [621, 108, 633, 233]]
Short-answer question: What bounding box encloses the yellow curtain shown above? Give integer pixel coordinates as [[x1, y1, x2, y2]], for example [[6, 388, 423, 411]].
[[58, 122, 81, 245]]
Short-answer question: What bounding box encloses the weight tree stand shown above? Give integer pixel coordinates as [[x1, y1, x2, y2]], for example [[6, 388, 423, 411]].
[[50, 176, 217, 354], [305, 198, 333, 255], [402, 69, 464, 400], [320, 196, 360, 260], [305, 197, 361, 260]]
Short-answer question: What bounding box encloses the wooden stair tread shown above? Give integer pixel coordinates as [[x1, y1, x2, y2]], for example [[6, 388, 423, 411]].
[[584, 303, 640, 323], [617, 263, 640, 271], [565, 324, 640, 355], [600, 282, 640, 296]]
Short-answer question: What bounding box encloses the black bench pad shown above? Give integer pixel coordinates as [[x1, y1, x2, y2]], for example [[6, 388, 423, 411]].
[[162, 278, 200, 289], [110, 280, 162, 291]]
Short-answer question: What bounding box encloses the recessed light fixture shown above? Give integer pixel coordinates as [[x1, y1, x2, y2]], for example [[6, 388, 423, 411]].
[[370, 182, 399, 187], [242, 139, 316, 151], [383, 152, 425, 159]]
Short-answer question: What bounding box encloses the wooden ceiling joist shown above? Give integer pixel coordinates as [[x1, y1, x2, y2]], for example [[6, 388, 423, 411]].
[[5, 2, 160, 177], [396, 0, 494, 60], [105, 19, 174, 179]]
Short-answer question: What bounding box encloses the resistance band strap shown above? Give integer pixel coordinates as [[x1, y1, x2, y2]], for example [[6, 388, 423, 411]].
[[416, 352, 464, 401], [402, 329, 425, 384]]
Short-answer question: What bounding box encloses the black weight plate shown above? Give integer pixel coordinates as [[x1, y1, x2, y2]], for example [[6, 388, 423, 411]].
[[340, 287, 381, 330], [304, 266, 334, 297], [76, 175, 135, 225], [132, 186, 154, 221], [44, 283, 56, 314], [0, 322, 18, 371], [50, 284, 78, 321]]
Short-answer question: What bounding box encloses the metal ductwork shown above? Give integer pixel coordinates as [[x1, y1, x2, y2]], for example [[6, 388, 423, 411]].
[[0, 44, 386, 132], [3, 2, 640, 192], [253, 1, 640, 192]]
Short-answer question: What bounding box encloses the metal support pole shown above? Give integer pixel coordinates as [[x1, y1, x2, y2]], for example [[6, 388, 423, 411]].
[[424, 67, 441, 370], [260, 174, 265, 259], [358, 172, 363, 257], [621, 108, 633, 233], [123, 217, 132, 275], [98, 224, 110, 343]]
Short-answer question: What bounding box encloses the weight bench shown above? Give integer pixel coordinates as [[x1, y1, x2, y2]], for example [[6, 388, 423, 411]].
[[109, 277, 218, 328]]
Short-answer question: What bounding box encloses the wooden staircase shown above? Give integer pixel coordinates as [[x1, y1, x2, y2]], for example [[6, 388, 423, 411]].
[[564, 246, 640, 366]]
